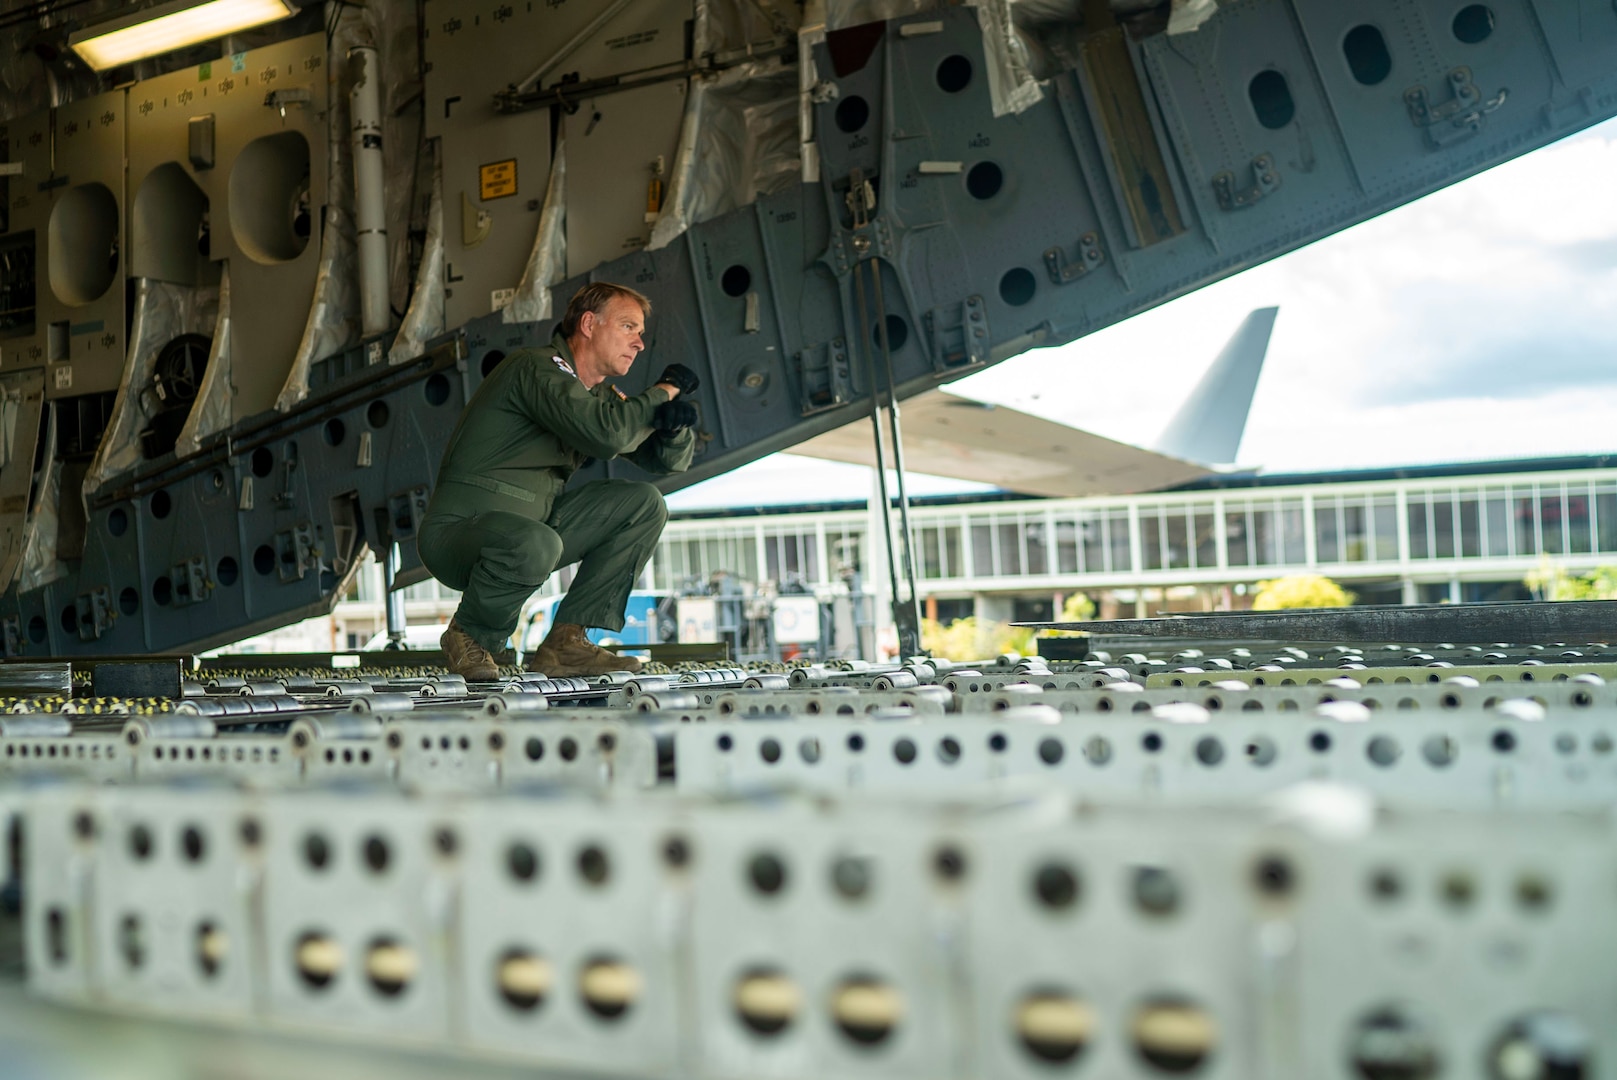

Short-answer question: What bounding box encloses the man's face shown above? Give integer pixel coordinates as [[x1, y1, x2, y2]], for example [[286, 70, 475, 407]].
[[583, 297, 646, 378]]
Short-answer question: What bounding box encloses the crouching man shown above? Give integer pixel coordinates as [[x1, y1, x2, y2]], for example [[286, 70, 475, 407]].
[[418, 282, 699, 680]]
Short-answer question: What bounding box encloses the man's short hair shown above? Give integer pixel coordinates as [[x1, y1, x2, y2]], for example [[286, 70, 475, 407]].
[[558, 282, 652, 339]]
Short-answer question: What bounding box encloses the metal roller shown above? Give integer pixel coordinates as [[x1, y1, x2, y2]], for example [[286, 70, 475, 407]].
[[497, 951, 553, 1009], [295, 935, 343, 985], [322, 680, 375, 696], [681, 668, 748, 686], [419, 681, 468, 698], [635, 692, 701, 713], [347, 694, 417, 715], [733, 971, 801, 1034], [248, 696, 299, 713], [789, 666, 829, 688], [239, 681, 288, 696], [898, 685, 953, 708], [0, 717, 72, 738], [1016, 993, 1097, 1063], [830, 979, 903, 1044], [483, 693, 550, 716], [623, 677, 675, 702], [742, 674, 791, 691], [365, 940, 418, 993], [195, 924, 229, 974], [901, 663, 937, 685], [579, 959, 642, 1018], [1131, 1002, 1217, 1072], [290, 715, 384, 749], [121, 716, 216, 743], [872, 671, 919, 691]]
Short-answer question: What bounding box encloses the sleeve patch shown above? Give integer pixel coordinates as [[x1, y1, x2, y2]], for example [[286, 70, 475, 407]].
[[551, 355, 576, 377], [609, 384, 628, 401]]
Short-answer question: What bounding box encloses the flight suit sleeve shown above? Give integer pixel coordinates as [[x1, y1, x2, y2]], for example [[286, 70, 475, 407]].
[[519, 364, 672, 460], [626, 426, 696, 475]]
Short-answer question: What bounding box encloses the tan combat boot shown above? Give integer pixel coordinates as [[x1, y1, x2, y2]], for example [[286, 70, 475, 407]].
[[526, 623, 642, 677], [440, 620, 500, 681]]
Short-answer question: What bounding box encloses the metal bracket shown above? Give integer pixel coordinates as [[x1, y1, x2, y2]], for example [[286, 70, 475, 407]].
[[170, 557, 211, 606], [386, 487, 431, 540], [274, 453, 298, 508], [461, 191, 492, 247], [1212, 154, 1281, 211], [1406, 67, 1507, 148], [793, 340, 854, 415], [74, 588, 112, 641], [2, 616, 19, 657], [1043, 233, 1107, 284], [264, 87, 311, 120], [924, 296, 989, 372], [274, 524, 318, 583]]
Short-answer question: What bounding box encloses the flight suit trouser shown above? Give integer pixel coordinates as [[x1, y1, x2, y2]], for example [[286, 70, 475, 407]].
[[416, 478, 669, 655]]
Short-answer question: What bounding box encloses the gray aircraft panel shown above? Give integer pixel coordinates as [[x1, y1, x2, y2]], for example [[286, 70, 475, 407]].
[[125, 34, 329, 428], [38, 91, 127, 401], [565, 82, 690, 276], [422, 0, 558, 328]]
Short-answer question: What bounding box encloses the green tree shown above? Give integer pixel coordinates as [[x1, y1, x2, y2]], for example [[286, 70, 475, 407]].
[[1525, 562, 1617, 600], [1040, 592, 1096, 640], [921, 616, 1036, 660], [1059, 592, 1096, 622], [1251, 574, 1354, 610]]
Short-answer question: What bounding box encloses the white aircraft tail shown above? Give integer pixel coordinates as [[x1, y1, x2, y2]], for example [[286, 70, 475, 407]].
[[1154, 306, 1278, 466]]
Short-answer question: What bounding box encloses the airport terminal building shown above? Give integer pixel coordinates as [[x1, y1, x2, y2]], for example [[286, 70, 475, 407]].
[[321, 454, 1617, 650]]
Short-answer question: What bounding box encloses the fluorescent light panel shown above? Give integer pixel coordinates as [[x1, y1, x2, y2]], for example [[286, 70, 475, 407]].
[[69, 0, 296, 71]]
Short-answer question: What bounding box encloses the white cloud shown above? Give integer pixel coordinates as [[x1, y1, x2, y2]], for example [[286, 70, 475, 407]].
[[956, 115, 1617, 469]]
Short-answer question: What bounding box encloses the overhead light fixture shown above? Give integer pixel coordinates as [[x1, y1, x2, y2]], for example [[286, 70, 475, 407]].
[[69, 0, 296, 71]]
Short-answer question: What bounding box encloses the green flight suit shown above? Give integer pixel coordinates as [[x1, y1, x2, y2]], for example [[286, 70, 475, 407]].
[[417, 330, 695, 654]]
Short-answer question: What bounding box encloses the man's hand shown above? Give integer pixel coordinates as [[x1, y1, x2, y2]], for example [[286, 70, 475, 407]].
[[656, 363, 701, 398], [652, 400, 699, 433]]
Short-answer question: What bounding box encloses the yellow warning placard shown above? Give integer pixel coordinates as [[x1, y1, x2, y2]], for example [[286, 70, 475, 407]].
[[479, 159, 517, 200]]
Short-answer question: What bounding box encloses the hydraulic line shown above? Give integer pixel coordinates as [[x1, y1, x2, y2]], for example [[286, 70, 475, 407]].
[[845, 168, 923, 658]]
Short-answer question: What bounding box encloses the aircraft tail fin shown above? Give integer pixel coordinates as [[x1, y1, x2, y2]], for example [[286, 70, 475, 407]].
[[1154, 306, 1278, 465]]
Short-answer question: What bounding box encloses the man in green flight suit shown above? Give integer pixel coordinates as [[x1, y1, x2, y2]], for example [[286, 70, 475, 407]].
[[418, 282, 700, 680]]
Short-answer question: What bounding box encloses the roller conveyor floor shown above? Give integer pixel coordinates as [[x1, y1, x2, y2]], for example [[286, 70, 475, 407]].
[[2, 638, 1614, 1079]]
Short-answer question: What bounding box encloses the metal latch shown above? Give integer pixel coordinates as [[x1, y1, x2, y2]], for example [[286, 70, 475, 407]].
[[1044, 233, 1107, 284], [1212, 154, 1281, 211], [265, 87, 312, 119], [1406, 67, 1507, 148]]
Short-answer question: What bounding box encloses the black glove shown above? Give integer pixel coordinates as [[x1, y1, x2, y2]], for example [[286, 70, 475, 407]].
[[657, 363, 701, 396], [652, 400, 699, 433]]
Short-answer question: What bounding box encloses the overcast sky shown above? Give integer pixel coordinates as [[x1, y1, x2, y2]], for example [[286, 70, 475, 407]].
[[668, 115, 1617, 512]]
